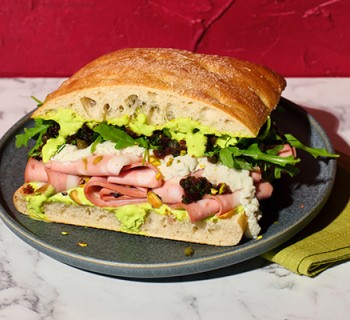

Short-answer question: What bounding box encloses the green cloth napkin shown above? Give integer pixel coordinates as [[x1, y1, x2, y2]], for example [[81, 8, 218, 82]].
[[262, 153, 350, 277]]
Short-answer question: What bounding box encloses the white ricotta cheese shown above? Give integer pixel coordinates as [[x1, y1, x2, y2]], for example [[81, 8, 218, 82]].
[[196, 158, 261, 238], [158, 154, 198, 181], [52, 142, 146, 162]]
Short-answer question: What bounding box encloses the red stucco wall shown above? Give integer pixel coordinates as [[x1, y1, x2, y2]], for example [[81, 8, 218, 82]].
[[0, 0, 349, 77]]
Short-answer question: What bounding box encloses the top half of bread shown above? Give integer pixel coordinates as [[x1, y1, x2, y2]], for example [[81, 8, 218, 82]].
[[32, 48, 286, 137]]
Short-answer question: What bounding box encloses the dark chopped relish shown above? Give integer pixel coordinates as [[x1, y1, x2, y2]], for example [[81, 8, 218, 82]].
[[216, 183, 232, 195], [23, 184, 35, 195], [41, 121, 60, 144], [149, 130, 187, 158], [124, 127, 140, 139], [33, 121, 60, 160], [180, 176, 213, 204], [205, 135, 217, 153], [66, 123, 96, 147], [205, 134, 219, 163], [180, 176, 232, 204]]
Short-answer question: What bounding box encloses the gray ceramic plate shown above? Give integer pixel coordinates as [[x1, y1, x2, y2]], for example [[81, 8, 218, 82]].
[[0, 99, 337, 278]]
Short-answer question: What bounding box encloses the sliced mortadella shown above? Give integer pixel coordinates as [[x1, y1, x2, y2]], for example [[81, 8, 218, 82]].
[[204, 192, 241, 216], [24, 158, 48, 183], [107, 162, 163, 188], [84, 177, 148, 207], [46, 154, 142, 176], [152, 171, 205, 204], [255, 181, 273, 200], [171, 192, 242, 222], [24, 158, 81, 192], [99, 184, 147, 200], [171, 198, 221, 222], [249, 143, 296, 200], [45, 168, 82, 193], [250, 169, 273, 200], [152, 176, 184, 204], [250, 169, 262, 184], [278, 144, 297, 158]]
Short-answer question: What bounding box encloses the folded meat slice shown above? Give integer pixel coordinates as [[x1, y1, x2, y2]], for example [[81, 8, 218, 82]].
[[46, 154, 142, 176], [83, 162, 163, 207], [171, 198, 220, 222], [250, 169, 273, 200], [25, 158, 48, 183], [84, 177, 148, 207], [152, 176, 184, 204], [24, 157, 81, 192], [171, 192, 241, 222], [46, 168, 82, 193], [107, 162, 163, 188], [205, 193, 241, 216], [278, 144, 297, 158]]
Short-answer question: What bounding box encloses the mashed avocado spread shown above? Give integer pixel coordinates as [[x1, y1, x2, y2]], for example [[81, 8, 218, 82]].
[[25, 183, 56, 221], [41, 109, 86, 162], [25, 183, 190, 233]]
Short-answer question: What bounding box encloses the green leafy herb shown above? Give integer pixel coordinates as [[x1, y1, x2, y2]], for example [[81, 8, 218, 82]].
[[90, 136, 104, 153], [284, 134, 339, 159], [93, 123, 149, 149], [218, 148, 235, 168], [257, 116, 271, 140], [206, 117, 338, 181], [31, 96, 44, 107], [15, 119, 51, 149], [15, 119, 59, 158], [226, 143, 300, 167], [217, 143, 301, 179]]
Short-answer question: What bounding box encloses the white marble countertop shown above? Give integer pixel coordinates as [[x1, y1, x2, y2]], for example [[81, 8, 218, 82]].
[[0, 78, 349, 320]]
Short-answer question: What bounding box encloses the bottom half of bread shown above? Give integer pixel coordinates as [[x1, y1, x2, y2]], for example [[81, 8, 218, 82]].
[[13, 185, 248, 246]]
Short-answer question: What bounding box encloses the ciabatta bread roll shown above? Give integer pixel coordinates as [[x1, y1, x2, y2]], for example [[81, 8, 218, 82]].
[[14, 48, 288, 246], [33, 48, 286, 137]]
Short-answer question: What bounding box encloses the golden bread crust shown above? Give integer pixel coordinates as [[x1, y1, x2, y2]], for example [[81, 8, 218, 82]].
[[33, 48, 286, 136]]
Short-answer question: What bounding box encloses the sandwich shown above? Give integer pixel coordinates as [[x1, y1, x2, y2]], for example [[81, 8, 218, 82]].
[[13, 48, 337, 246]]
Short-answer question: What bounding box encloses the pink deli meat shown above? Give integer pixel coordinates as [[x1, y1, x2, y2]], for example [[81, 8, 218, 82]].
[[45, 154, 142, 176], [249, 143, 297, 200], [171, 192, 241, 222], [46, 168, 82, 192], [84, 176, 148, 207], [152, 176, 184, 204], [25, 157, 48, 183], [23, 143, 288, 221], [107, 162, 163, 188]]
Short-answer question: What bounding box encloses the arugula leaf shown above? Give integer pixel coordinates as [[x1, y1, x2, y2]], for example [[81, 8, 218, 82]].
[[224, 143, 300, 167], [15, 119, 51, 148], [216, 141, 302, 180], [31, 96, 44, 107], [214, 122, 338, 180], [93, 123, 149, 149], [93, 123, 136, 149], [218, 148, 234, 168], [284, 134, 339, 159], [135, 136, 149, 149], [257, 116, 271, 140], [90, 135, 104, 153]]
